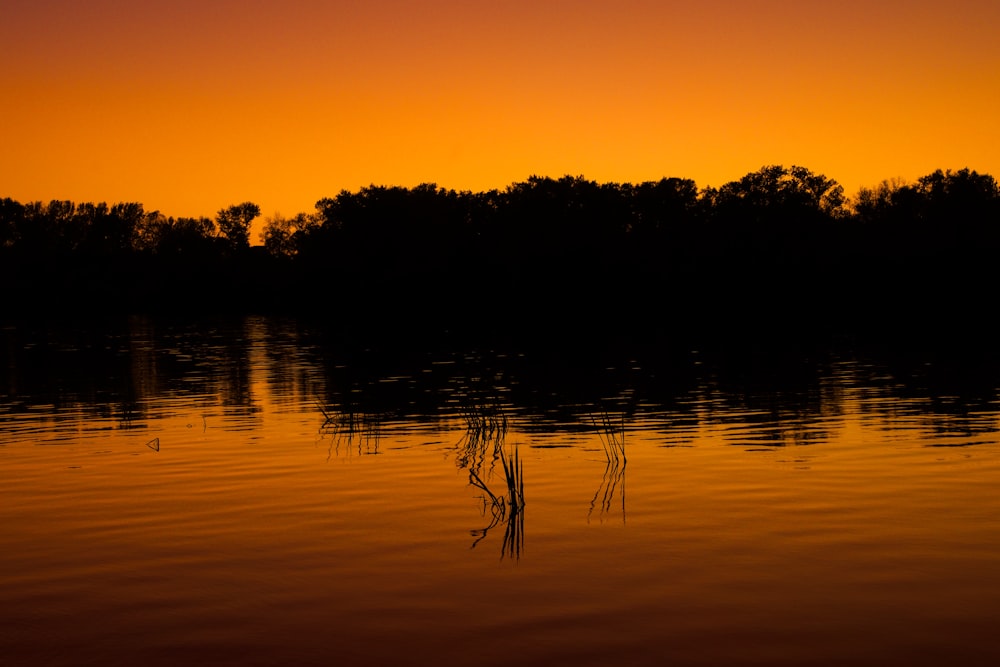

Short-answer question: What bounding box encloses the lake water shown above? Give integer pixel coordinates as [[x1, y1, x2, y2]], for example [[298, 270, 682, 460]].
[[3, 315, 1000, 666]]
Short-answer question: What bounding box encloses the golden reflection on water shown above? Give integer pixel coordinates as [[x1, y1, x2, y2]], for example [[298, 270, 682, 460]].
[[3, 317, 1000, 665]]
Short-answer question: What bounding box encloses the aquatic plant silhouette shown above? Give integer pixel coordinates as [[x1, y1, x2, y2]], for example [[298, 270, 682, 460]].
[[468, 445, 525, 560], [450, 393, 524, 558], [453, 396, 508, 475], [589, 411, 627, 524], [317, 400, 382, 459]]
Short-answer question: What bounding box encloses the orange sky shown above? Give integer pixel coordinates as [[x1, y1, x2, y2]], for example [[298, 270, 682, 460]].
[[3, 0, 999, 231]]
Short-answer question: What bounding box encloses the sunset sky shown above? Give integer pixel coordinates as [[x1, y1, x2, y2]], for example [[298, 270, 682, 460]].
[[3, 0, 998, 230]]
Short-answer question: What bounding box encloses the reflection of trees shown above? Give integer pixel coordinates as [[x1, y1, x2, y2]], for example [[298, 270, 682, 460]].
[[690, 349, 836, 449], [260, 317, 326, 408], [923, 411, 999, 447], [0, 317, 297, 431], [218, 318, 260, 421], [7, 315, 1000, 445]]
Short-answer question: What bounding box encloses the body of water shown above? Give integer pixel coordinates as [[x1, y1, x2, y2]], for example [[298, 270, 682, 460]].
[[3, 316, 1000, 665]]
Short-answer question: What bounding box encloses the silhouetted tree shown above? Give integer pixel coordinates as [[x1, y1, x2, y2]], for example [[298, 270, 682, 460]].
[[624, 177, 702, 263], [0, 197, 25, 250], [705, 165, 846, 264], [315, 183, 471, 273], [628, 177, 700, 234], [146, 216, 217, 256], [216, 202, 260, 250], [73, 202, 147, 257], [852, 168, 999, 261], [853, 178, 912, 225], [492, 175, 630, 259], [32, 200, 79, 254], [914, 168, 999, 225], [261, 211, 320, 258], [713, 165, 845, 223], [3, 165, 998, 324]]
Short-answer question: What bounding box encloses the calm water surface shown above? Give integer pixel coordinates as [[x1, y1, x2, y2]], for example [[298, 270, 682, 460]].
[[3, 316, 1000, 666]]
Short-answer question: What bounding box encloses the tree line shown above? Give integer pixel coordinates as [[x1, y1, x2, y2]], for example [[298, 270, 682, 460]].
[[2, 165, 998, 337]]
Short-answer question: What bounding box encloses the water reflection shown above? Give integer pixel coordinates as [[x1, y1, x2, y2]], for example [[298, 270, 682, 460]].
[[468, 446, 525, 560], [4, 314, 1000, 465], [453, 396, 508, 474], [589, 412, 627, 524], [5, 315, 1000, 665], [318, 402, 384, 458]]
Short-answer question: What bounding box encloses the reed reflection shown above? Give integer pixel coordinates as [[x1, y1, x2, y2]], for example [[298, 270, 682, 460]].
[[447, 394, 523, 559], [589, 412, 627, 524], [453, 396, 508, 475], [317, 401, 383, 459], [468, 445, 525, 561]]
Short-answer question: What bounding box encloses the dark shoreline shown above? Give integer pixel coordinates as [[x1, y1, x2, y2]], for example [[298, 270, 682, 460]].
[[3, 165, 997, 362]]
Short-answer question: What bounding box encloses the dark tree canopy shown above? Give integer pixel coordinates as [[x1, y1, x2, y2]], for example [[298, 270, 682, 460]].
[[261, 212, 319, 259], [710, 165, 846, 224], [2, 165, 997, 328], [216, 202, 260, 250]]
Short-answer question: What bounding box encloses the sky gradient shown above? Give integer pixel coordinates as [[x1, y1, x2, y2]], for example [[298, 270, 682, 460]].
[[3, 0, 999, 223]]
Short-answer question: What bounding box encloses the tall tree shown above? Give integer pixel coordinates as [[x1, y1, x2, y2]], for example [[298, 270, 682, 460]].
[[216, 202, 260, 250]]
